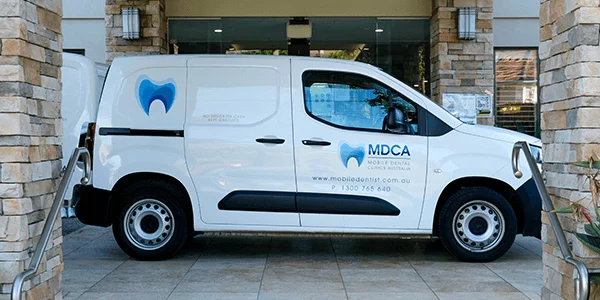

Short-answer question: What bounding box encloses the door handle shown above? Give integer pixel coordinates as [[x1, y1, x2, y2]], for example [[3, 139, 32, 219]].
[[302, 140, 331, 146], [256, 138, 285, 144]]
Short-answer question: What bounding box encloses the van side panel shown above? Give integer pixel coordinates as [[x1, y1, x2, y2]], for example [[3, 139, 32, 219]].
[[184, 57, 300, 227], [93, 58, 202, 229]]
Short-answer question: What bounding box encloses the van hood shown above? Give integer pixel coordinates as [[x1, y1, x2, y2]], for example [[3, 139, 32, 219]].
[[455, 124, 541, 147]]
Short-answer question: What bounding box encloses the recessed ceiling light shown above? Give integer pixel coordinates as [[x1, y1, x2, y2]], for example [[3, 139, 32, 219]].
[[363, 47, 369, 51], [413, 84, 419, 87], [214, 29, 223, 33], [375, 29, 384, 33]]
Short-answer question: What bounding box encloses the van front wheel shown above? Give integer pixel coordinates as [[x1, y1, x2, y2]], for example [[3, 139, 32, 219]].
[[438, 187, 517, 262], [113, 181, 188, 260]]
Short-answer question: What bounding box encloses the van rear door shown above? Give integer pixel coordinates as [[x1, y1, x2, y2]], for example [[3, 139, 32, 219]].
[[184, 57, 299, 227], [61, 53, 100, 199], [62, 53, 100, 165]]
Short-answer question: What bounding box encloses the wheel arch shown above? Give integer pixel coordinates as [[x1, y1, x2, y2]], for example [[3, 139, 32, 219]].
[[432, 177, 524, 236], [111, 172, 195, 231]]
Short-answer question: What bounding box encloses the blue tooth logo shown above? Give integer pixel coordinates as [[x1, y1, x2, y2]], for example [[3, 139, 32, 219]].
[[340, 143, 366, 168], [137, 75, 176, 116]]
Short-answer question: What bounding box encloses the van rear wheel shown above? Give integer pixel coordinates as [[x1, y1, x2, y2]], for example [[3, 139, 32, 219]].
[[113, 181, 188, 261], [438, 187, 517, 262]]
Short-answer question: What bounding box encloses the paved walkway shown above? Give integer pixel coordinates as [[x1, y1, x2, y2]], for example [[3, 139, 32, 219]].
[[62, 225, 542, 300]]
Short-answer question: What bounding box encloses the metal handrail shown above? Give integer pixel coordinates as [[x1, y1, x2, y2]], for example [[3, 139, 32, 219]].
[[11, 147, 91, 300], [512, 141, 591, 300]]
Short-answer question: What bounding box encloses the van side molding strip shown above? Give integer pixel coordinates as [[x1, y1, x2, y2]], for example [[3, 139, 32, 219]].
[[98, 127, 184, 137], [296, 193, 400, 216], [217, 191, 400, 216], [218, 191, 297, 213]]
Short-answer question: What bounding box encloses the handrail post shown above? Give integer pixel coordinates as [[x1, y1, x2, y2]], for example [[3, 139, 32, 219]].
[[11, 147, 91, 300], [512, 141, 590, 300]]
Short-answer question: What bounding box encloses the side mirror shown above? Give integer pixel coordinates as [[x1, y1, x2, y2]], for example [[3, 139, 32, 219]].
[[387, 107, 401, 129]]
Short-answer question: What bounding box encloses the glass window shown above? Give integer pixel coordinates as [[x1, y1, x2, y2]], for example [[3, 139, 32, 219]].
[[303, 71, 419, 135], [495, 49, 539, 137], [168, 18, 431, 96]]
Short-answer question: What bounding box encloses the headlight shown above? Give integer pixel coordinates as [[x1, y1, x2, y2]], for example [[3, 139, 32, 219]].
[[529, 145, 542, 164]]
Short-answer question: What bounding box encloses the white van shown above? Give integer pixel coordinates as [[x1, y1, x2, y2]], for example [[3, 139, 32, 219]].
[[73, 55, 542, 262], [60, 53, 108, 217]]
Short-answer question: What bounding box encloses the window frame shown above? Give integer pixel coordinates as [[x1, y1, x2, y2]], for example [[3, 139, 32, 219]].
[[64, 49, 86, 56], [301, 70, 425, 136]]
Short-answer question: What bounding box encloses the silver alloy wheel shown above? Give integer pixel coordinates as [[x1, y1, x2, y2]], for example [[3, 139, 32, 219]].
[[452, 200, 505, 253], [124, 199, 174, 251]]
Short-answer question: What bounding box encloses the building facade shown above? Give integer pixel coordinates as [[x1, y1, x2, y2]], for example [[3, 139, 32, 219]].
[[62, 0, 105, 63], [63, 0, 541, 135]]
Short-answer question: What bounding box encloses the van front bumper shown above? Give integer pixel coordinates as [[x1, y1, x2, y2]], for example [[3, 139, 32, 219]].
[[516, 178, 542, 238], [75, 185, 112, 227]]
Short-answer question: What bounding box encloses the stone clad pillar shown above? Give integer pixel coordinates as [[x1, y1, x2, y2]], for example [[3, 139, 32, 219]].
[[0, 0, 64, 299], [540, 0, 600, 299], [430, 0, 494, 124], [105, 0, 168, 63]]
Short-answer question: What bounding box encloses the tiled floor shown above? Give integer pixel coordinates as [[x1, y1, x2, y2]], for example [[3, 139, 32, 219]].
[[62, 226, 542, 300]]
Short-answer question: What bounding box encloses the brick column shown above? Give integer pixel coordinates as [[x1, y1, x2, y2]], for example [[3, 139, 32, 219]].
[[0, 0, 64, 299], [540, 0, 600, 299], [105, 0, 168, 63], [430, 0, 494, 123]]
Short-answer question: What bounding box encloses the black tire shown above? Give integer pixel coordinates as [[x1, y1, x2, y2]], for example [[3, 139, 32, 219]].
[[438, 186, 517, 262], [112, 180, 189, 261]]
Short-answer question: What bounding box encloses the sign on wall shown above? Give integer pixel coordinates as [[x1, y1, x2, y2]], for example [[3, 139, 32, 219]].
[[442, 93, 492, 124]]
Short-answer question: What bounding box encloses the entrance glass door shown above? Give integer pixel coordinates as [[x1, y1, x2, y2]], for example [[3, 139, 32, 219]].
[[168, 17, 430, 96]]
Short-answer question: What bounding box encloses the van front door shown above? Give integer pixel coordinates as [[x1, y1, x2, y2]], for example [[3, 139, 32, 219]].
[[185, 57, 299, 227], [291, 60, 428, 230]]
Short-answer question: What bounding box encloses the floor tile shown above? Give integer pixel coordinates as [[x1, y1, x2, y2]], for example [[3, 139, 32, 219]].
[[339, 264, 421, 281], [263, 265, 341, 282], [88, 278, 180, 293], [514, 236, 543, 257], [173, 281, 261, 294], [173, 268, 262, 293], [63, 291, 83, 300], [192, 257, 267, 270], [258, 291, 348, 300], [522, 291, 541, 299], [62, 260, 125, 293], [348, 292, 438, 300], [484, 262, 542, 293], [186, 266, 264, 281], [336, 255, 407, 269], [343, 280, 431, 293], [64, 239, 131, 261], [77, 292, 170, 300], [411, 261, 504, 283], [168, 292, 258, 300], [427, 280, 519, 293], [258, 280, 345, 293], [97, 262, 192, 284], [436, 292, 530, 300]]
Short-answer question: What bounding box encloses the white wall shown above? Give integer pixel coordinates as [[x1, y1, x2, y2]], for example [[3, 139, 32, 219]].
[[62, 0, 106, 63], [493, 0, 540, 47]]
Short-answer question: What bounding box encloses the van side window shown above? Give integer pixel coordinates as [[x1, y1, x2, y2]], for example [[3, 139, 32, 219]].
[[303, 71, 419, 135]]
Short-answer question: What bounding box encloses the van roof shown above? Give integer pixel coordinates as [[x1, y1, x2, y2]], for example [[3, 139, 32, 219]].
[[111, 54, 381, 71]]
